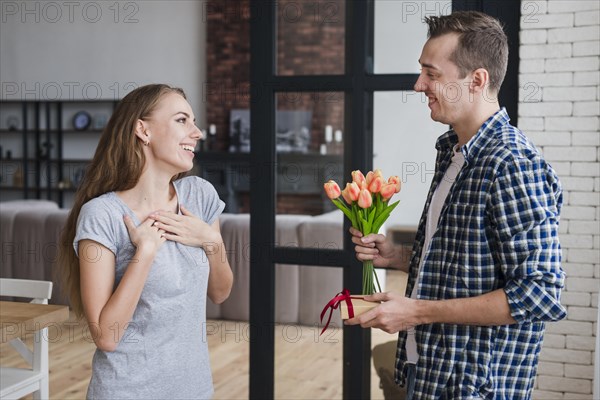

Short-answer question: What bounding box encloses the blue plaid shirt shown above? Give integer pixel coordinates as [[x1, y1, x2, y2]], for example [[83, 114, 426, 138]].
[[395, 108, 566, 399]]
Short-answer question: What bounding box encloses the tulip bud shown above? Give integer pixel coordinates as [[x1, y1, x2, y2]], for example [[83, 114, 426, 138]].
[[342, 182, 360, 204], [357, 189, 372, 208], [324, 180, 341, 200], [365, 171, 375, 186], [388, 176, 401, 193], [367, 176, 383, 193], [351, 170, 366, 188], [373, 169, 384, 179], [341, 187, 353, 204], [380, 183, 396, 200], [348, 182, 360, 201]]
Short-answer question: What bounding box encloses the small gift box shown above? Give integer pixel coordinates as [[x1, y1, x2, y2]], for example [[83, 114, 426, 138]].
[[320, 289, 381, 335], [339, 295, 380, 320]]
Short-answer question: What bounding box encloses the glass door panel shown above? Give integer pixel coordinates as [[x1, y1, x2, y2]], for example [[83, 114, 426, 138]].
[[374, 0, 451, 74], [373, 91, 446, 229], [274, 91, 345, 220]]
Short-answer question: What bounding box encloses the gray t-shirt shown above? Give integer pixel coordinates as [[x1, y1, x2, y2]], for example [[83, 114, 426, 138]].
[[74, 176, 225, 399]]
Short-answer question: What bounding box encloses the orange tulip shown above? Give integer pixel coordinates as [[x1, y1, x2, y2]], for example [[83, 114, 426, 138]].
[[352, 170, 366, 189], [380, 183, 396, 200], [388, 176, 401, 193], [367, 176, 383, 193], [365, 171, 375, 186], [324, 180, 341, 199], [341, 188, 353, 204], [357, 189, 372, 208], [342, 182, 360, 204], [366, 169, 383, 184], [374, 169, 383, 178]]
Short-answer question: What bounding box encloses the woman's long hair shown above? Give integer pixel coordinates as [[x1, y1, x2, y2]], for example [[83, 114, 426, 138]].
[[56, 84, 186, 317]]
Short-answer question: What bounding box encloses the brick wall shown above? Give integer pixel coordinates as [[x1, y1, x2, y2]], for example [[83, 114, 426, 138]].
[[519, 1, 600, 398], [205, 0, 250, 152], [205, 0, 345, 153]]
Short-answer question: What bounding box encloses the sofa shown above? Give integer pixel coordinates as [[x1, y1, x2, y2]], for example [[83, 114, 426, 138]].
[[0, 200, 386, 326]]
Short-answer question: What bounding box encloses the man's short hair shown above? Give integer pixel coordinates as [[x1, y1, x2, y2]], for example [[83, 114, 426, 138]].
[[425, 11, 508, 94]]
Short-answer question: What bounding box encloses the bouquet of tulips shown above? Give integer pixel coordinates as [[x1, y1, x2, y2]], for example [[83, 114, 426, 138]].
[[324, 169, 401, 295]]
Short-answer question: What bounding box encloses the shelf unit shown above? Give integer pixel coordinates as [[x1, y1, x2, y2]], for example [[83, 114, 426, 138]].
[[0, 100, 117, 207], [1, 100, 344, 213]]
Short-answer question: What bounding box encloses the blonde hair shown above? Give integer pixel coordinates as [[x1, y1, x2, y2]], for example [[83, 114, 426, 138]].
[[56, 84, 187, 317]]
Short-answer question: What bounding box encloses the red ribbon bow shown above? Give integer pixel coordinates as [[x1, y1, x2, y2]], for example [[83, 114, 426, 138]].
[[319, 288, 361, 336]]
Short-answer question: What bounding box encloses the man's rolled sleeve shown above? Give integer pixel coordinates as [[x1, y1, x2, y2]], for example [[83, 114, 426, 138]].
[[489, 157, 567, 324]]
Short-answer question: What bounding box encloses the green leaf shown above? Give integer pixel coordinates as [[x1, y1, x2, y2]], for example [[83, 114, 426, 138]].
[[368, 207, 376, 224], [359, 215, 368, 233], [332, 198, 349, 211], [375, 194, 383, 217], [339, 205, 355, 223], [352, 204, 362, 231], [330, 199, 349, 214], [371, 200, 400, 233]]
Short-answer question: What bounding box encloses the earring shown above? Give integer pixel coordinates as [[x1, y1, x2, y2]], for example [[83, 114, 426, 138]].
[[143, 130, 150, 146]]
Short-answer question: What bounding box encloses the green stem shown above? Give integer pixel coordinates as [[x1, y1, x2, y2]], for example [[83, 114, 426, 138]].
[[373, 265, 382, 293], [362, 259, 375, 295]]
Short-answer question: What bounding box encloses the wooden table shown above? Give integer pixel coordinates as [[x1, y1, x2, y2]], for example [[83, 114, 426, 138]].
[[0, 301, 69, 399], [0, 301, 69, 344]]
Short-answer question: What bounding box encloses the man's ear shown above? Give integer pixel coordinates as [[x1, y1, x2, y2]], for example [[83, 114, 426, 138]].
[[470, 68, 489, 93], [134, 119, 150, 143]]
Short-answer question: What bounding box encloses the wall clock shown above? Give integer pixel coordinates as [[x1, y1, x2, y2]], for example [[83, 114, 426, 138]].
[[72, 111, 91, 131]]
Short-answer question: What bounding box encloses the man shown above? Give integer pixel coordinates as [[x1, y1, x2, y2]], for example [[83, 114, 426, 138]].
[[347, 11, 566, 399]]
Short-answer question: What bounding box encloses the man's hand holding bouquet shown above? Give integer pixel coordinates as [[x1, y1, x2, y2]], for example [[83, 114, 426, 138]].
[[320, 169, 401, 333]]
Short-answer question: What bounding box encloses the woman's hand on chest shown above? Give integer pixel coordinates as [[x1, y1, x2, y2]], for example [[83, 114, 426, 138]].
[[149, 205, 221, 249]]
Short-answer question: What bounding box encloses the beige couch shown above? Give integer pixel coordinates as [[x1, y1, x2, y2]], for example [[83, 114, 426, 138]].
[[0, 200, 385, 326]]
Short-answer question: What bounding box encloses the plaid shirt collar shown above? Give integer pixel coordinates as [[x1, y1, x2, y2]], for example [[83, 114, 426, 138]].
[[435, 107, 511, 163]]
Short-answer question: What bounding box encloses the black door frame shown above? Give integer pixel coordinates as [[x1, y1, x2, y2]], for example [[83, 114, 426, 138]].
[[248, 1, 520, 398]]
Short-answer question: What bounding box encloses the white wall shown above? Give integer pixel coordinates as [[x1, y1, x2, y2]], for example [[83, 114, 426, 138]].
[[0, 0, 206, 122], [518, 1, 600, 398], [595, 305, 599, 399]]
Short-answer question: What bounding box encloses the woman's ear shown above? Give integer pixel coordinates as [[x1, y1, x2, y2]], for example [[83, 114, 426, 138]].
[[134, 119, 151, 145]]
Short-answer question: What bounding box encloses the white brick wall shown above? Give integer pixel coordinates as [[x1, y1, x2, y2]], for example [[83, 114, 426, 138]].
[[519, 1, 599, 398]]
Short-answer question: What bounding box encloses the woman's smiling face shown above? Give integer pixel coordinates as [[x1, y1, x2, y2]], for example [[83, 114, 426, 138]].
[[141, 92, 203, 174]]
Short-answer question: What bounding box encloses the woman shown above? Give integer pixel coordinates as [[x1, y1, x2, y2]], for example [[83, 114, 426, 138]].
[[58, 84, 233, 399]]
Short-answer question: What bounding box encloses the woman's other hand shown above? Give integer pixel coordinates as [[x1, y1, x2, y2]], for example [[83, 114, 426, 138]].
[[123, 215, 166, 255], [149, 205, 220, 249]]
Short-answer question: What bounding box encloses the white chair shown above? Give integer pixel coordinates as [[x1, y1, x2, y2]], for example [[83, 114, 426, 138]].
[[0, 278, 54, 400]]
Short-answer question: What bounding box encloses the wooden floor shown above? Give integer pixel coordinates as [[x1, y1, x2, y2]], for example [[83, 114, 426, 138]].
[[1, 271, 407, 399]]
